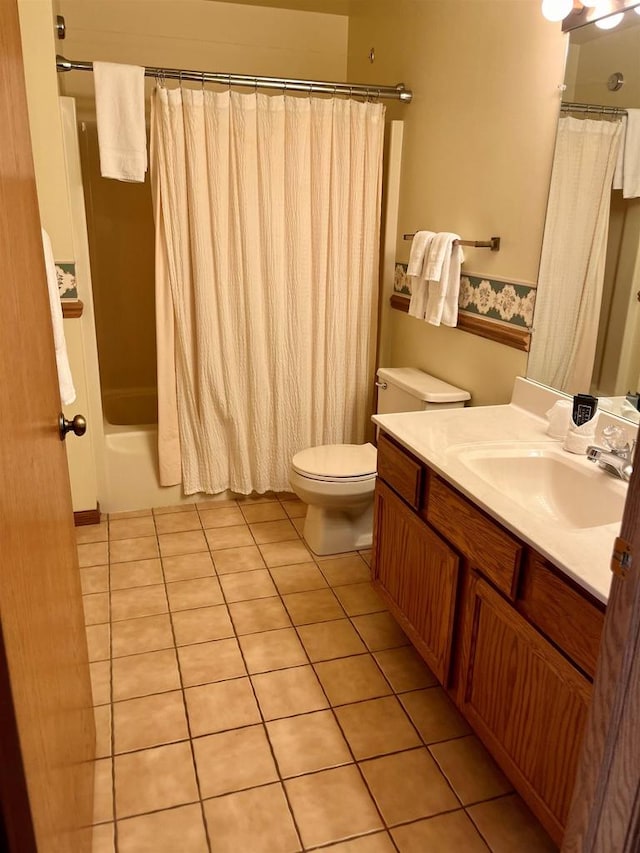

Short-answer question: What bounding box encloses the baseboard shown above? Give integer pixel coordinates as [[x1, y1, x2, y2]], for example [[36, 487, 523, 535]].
[[73, 506, 101, 527]]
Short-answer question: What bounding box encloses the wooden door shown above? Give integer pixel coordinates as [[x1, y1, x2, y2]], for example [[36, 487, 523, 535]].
[[372, 480, 459, 683], [460, 575, 591, 846], [0, 2, 95, 851]]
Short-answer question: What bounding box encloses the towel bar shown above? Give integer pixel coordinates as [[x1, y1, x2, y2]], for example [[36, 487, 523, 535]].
[[403, 234, 501, 251]]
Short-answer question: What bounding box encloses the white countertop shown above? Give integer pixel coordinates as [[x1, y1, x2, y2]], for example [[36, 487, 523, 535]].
[[372, 380, 629, 604]]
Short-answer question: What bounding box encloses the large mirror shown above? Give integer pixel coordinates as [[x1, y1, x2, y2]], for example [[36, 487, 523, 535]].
[[527, 3, 640, 423]]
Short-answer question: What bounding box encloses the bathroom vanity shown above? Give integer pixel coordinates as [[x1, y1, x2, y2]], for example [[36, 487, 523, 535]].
[[371, 380, 627, 847]]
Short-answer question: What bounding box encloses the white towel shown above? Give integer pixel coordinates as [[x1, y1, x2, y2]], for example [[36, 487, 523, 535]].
[[424, 233, 462, 326], [622, 109, 640, 199], [42, 229, 76, 405], [613, 115, 627, 191], [407, 231, 435, 319], [94, 61, 147, 182]]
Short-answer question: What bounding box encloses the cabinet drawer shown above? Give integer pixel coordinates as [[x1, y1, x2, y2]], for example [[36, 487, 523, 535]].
[[426, 476, 521, 598], [518, 553, 605, 679], [377, 432, 423, 510]]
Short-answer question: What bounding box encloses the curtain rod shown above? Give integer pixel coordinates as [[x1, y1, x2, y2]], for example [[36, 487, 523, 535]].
[[55, 55, 412, 103], [561, 101, 627, 117]]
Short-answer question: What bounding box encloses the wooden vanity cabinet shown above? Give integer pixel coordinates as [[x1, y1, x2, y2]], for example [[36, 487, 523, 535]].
[[372, 431, 605, 847]]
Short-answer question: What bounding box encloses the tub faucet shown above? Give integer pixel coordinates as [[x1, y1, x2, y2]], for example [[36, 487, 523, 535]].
[[586, 429, 635, 482]]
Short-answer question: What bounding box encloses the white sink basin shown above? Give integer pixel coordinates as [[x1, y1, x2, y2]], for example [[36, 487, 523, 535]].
[[451, 442, 626, 530]]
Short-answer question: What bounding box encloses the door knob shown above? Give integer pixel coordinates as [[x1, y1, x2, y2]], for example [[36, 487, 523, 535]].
[[58, 413, 87, 441]]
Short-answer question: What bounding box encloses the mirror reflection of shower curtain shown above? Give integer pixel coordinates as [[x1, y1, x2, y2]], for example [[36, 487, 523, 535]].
[[151, 87, 385, 495], [528, 116, 622, 395]]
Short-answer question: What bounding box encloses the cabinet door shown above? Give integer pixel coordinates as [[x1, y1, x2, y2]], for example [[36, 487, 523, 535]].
[[460, 575, 591, 845], [372, 480, 459, 684]]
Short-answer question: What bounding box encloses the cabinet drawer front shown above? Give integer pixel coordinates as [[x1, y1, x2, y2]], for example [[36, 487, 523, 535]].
[[518, 554, 605, 679], [426, 476, 521, 598], [377, 432, 423, 510]]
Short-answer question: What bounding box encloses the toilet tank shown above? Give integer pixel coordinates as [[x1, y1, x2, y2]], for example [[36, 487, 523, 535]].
[[376, 367, 470, 415]]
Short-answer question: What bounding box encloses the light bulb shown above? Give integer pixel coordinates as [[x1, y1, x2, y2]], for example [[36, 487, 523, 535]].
[[595, 11, 624, 28], [635, 5, 640, 14], [541, 0, 573, 22], [581, 0, 598, 6]]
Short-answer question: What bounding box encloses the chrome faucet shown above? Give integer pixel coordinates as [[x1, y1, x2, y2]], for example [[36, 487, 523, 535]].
[[586, 426, 635, 482]]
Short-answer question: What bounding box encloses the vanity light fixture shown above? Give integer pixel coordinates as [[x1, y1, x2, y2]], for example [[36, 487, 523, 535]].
[[595, 9, 625, 25], [544, 0, 639, 26], [542, 0, 574, 21]]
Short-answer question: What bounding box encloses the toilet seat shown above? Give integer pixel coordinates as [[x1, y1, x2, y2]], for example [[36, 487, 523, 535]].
[[292, 443, 377, 483]]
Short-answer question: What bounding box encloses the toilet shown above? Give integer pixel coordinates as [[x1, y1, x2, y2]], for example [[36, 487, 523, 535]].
[[290, 368, 470, 555]]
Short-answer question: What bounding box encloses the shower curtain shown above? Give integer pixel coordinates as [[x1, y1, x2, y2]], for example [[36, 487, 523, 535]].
[[151, 87, 385, 494], [528, 116, 622, 394]]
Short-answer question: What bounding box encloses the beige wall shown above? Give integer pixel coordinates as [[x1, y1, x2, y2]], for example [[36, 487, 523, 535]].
[[348, 0, 567, 405]]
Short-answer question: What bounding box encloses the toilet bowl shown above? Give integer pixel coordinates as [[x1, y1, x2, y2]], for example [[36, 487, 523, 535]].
[[290, 368, 471, 556], [290, 444, 377, 556]]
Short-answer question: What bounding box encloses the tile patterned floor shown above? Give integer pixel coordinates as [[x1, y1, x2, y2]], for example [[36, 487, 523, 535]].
[[77, 493, 558, 853]]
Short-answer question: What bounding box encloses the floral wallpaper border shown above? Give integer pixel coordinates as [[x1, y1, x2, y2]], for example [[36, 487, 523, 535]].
[[393, 263, 536, 329], [57, 261, 77, 299]]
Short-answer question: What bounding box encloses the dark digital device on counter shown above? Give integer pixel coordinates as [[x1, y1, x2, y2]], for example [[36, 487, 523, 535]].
[[572, 394, 598, 426]]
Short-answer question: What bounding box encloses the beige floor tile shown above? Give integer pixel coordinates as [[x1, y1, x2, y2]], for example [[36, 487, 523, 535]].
[[229, 597, 292, 634], [166, 576, 223, 611], [240, 502, 287, 523], [117, 804, 208, 853], [430, 734, 512, 805], [196, 498, 239, 510], [321, 834, 395, 852], [275, 491, 297, 501], [270, 562, 328, 594], [199, 505, 246, 529], [373, 646, 438, 693], [178, 638, 246, 686], [400, 687, 471, 744], [360, 748, 459, 826], [239, 627, 307, 673], [252, 665, 329, 720], [109, 516, 157, 541], [203, 783, 300, 853], [171, 604, 234, 646], [359, 550, 373, 567], [109, 509, 152, 520], [93, 757, 113, 824], [286, 765, 382, 848], [78, 541, 109, 568], [352, 612, 410, 651], [333, 583, 386, 617], [281, 499, 307, 519], [162, 551, 215, 582], [298, 618, 367, 662], [315, 655, 391, 705], [204, 524, 254, 551], [185, 677, 261, 735], [114, 742, 199, 818], [250, 519, 299, 544], [391, 811, 490, 853], [158, 530, 208, 558], [76, 521, 108, 545], [110, 584, 168, 622], [260, 540, 313, 567], [84, 593, 110, 626], [283, 588, 346, 625], [110, 537, 159, 564], [194, 725, 278, 797], [95, 704, 112, 759], [110, 558, 163, 591], [292, 517, 305, 535], [91, 823, 115, 853], [86, 623, 111, 662], [111, 613, 174, 658], [318, 555, 372, 587], [154, 511, 202, 535], [335, 696, 421, 760], [90, 661, 111, 705], [80, 566, 109, 595], [467, 794, 556, 853], [212, 544, 266, 574], [219, 568, 278, 603], [112, 648, 181, 701], [267, 709, 352, 777], [153, 503, 198, 515], [113, 691, 188, 753]]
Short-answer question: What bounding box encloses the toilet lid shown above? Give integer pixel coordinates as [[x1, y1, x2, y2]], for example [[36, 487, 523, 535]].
[[292, 443, 377, 482]]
